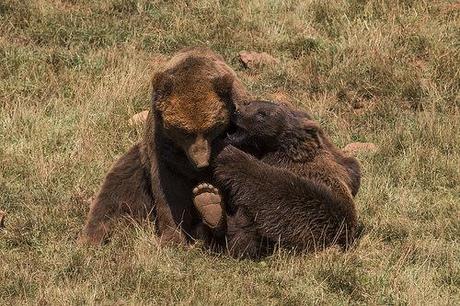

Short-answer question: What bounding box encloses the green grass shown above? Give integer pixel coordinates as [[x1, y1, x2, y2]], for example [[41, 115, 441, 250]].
[[1, 0, 459, 304]]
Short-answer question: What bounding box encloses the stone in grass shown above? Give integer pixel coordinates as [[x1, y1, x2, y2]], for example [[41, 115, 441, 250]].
[[343, 142, 378, 157], [239, 51, 279, 69], [0, 210, 6, 229], [85, 196, 95, 206], [129, 110, 149, 126]]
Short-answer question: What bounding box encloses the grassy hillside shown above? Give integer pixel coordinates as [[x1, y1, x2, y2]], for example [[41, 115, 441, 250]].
[[1, 0, 459, 304]]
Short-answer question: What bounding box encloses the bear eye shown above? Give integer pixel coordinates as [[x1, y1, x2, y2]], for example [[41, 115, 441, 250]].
[[167, 125, 194, 140], [256, 111, 267, 121]]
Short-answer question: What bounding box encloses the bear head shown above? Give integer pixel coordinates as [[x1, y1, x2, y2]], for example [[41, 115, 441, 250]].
[[151, 57, 235, 169], [228, 100, 322, 156]]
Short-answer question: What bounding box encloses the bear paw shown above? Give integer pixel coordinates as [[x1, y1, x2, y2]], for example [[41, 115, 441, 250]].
[[214, 145, 256, 185], [216, 145, 252, 167], [193, 183, 224, 229]]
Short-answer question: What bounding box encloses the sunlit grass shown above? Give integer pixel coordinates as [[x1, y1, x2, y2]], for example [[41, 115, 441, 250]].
[[1, 0, 459, 304]]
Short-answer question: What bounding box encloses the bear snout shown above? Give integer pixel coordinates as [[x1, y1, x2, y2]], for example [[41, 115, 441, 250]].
[[188, 134, 211, 169]]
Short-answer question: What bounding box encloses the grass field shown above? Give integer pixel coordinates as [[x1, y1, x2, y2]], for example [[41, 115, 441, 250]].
[[1, 0, 459, 304]]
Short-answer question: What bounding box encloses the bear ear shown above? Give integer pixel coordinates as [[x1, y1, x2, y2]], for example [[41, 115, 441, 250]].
[[299, 119, 323, 146], [151, 72, 174, 106]]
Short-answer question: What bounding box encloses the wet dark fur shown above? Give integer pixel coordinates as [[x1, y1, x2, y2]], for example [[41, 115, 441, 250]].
[[215, 100, 360, 258], [79, 47, 249, 245]]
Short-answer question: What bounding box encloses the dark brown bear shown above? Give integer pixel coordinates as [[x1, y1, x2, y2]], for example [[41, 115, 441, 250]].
[[79, 47, 250, 246], [214, 100, 360, 258]]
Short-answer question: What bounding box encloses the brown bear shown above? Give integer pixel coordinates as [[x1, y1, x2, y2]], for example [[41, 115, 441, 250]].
[[212, 100, 360, 258], [79, 47, 250, 246]]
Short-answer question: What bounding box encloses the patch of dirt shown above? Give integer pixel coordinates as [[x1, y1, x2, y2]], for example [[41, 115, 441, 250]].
[[0, 210, 6, 229], [239, 51, 279, 69], [129, 110, 149, 126], [85, 196, 95, 206], [269, 91, 292, 105], [343, 142, 378, 156], [440, 2, 460, 14]]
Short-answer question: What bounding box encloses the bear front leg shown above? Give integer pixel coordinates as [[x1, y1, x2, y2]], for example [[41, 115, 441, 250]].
[[214, 145, 268, 194], [154, 196, 188, 245], [79, 144, 154, 245], [226, 207, 266, 259], [215, 145, 357, 250], [79, 204, 113, 246], [151, 163, 194, 246]]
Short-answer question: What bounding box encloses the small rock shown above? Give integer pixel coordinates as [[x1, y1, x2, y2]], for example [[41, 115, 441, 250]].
[[129, 110, 149, 126], [239, 51, 279, 69], [269, 91, 291, 105], [85, 196, 95, 206], [343, 142, 378, 157], [441, 2, 460, 14], [0, 210, 6, 229], [352, 100, 365, 110]]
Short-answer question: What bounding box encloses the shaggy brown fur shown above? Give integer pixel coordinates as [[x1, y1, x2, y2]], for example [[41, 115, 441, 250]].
[[78, 144, 153, 245], [79, 47, 250, 245], [214, 100, 360, 258], [287, 107, 361, 197]]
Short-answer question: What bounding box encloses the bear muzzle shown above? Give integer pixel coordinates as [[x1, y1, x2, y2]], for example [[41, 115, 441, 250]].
[[187, 134, 211, 169]]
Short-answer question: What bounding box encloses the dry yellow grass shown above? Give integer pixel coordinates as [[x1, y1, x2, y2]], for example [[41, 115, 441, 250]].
[[1, 0, 459, 304]]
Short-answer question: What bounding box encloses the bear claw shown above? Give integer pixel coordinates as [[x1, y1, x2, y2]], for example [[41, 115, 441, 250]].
[[193, 183, 224, 229]]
